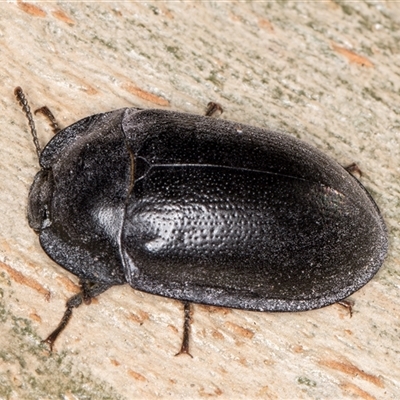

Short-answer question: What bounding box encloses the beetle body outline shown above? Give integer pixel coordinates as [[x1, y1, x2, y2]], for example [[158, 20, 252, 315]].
[[15, 88, 388, 352]]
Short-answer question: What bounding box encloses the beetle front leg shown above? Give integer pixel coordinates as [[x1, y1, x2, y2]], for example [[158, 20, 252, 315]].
[[43, 280, 112, 351], [175, 301, 193, 358], [42, 292, 83, 351]]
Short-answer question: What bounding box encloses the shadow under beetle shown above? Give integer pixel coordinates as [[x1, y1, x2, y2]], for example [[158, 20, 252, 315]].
[[15, 87, 387, 356]]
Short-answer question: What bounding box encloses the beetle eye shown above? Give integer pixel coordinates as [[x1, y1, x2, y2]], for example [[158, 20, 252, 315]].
[[41, 205, 52, 229]]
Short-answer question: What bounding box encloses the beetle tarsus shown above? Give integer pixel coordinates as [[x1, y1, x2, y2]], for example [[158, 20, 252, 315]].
[[205, 102, 223, 118], [337, 299, 354, 318], [35, 106, 60, 134], [175, 301, 193, 358]]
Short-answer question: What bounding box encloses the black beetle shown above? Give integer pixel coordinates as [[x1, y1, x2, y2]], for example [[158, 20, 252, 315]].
[[15, 87, 387, 355]]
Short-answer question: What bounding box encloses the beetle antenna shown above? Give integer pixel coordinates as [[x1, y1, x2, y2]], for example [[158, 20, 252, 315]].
[[35, 106, 60, 135], [14, 86, 42, 160]]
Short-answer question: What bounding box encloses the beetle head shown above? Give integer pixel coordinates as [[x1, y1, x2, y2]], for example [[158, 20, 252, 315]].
[[28, 169, 54, 232]]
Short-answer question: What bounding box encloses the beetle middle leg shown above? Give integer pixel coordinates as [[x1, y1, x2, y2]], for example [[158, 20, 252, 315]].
[[175, 301, 193, 358], [42, 280, 112, 351]]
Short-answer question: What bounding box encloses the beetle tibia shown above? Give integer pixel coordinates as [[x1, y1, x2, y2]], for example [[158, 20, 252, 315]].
[[42, 280, 112, 351], [175, 301, 193, 358]]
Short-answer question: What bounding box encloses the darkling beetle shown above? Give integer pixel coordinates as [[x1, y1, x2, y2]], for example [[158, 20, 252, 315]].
[[15, 87, 387, 356]]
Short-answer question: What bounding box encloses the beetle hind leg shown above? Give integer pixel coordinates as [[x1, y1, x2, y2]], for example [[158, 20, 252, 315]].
[[42, 280, 112, 351], [175, 301, 193, 358]]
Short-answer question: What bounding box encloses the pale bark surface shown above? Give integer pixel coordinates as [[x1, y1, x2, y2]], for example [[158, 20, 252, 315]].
[[1, 2, 399, 399]]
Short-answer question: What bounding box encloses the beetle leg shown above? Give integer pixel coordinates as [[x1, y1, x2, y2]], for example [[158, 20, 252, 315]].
[[42, 292, 83, 351], [42, 280, 112, 351], [344, 162, 363, 178], [175, 301, 193, 358], [79, 280, 113, 304], [205, 102, 223, 118], [35, 106, 60, 134], [337, 299, 354, 318]]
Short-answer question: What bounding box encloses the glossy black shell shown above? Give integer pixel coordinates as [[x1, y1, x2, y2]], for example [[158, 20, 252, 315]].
[[29, 108, 388, 312]]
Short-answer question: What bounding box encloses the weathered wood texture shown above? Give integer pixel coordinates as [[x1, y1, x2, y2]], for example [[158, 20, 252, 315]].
[[1, 2, 399, 399]]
